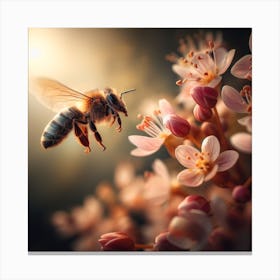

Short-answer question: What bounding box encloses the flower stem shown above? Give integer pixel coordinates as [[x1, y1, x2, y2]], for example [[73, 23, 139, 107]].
[[212, 106, 227, 150], [186, 134, 201, 148]]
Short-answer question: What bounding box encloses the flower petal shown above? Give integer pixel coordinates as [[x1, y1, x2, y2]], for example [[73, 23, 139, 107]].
[[215, 48, 236, 75], [221, 85, 248, 113], [152, 159, 169, 180], [201, 135, 220, 162], [159, 99, 175, 116], [130, 148, 159, 157], [172, 64, 189, 79], [128, 135, 164, 157], [204, 164, 218, 181], [230, 133, 252, 153], [238, 116, 252, 132], [144, 175, 169, 205], [175, 144, 200, 168], [231, 54, 252, 80], [216, 150, 239, 172], [177, 169, 204, 187], [207, 76, 222, 88]]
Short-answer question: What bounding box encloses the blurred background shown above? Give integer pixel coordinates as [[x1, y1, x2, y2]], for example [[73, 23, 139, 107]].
[[28, 28, 251, 251]]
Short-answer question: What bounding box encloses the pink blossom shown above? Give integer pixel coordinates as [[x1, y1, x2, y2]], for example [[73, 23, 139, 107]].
[[143, 159, 171, 205], [172, 46, 235, 102], [221, 85, 252, 132], [231, 33, 252, 80], [128, 99, 189, 157], [175, 135, 239, 187]]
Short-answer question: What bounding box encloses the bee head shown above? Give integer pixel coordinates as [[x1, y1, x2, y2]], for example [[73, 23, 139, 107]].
[[104, 87, 128, 116]]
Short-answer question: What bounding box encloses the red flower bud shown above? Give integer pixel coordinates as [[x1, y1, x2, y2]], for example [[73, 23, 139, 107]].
[[193, 105, 212, 122], [178, 195, 211, 214], [163, 114, 191, 137], [232, 185, 251, 203], [98, 232, 135, 251], [191, 86, 218, 108]]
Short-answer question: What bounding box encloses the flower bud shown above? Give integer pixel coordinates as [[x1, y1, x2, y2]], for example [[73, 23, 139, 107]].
[[98, 232, 135, 251], [201, 122, 219, 137], [193, 104, 212, 122], [154, 232, 184, 251], [232, 185, 251, 203], [178, 195, 211, 214], [163, 114, 191, 137], [191, 86, 218, 108]]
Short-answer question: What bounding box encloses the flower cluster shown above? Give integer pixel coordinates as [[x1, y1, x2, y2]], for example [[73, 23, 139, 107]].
[[51, 31, 252, 251]]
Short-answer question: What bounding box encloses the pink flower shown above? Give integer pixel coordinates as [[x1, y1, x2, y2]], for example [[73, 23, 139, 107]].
[[175, 135, 239, 187], [172, 45, 235, 102], [231, 33, 252, 80], [221, 85, 252, 132], [221, 85, 252, 153], [143, 159, 171, 205], [128, 99, 190, 156]]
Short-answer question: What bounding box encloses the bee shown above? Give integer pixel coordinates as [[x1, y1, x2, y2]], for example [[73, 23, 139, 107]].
[[29, 77, 135, 153]]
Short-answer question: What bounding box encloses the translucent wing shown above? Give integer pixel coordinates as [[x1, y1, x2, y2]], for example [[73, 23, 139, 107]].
[[29, 77, 92, 112]]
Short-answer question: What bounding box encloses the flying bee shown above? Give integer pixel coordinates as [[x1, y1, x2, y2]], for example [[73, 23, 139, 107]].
[[29, 77, 135, 153]]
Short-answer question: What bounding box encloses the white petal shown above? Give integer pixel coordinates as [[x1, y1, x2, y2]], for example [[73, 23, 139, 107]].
[[216, 150, 239, 172], [175, 145, 199, 168], [131, 148, 160, 157], [238, 116, 252, 132], [231, 54, 252, 80], [144, 176, 169, 205], [221, 85, 248, 113], [159, 99, 175, 116], [230, 133, 252, 153], [177, 169, 204, 187], [215, 48, 236, 75], [152, 159, 169, 180], [128, 135, 164, 151], [204, 164, 218, 181], [201, 135, 220, 162]]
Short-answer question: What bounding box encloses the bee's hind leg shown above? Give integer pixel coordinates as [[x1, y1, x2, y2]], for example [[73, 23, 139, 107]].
[[74, 121, 91, 153], [89, 121, 106, 151]]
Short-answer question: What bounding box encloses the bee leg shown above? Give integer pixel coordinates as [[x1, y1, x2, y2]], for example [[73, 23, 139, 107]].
[[89, 121, 106, 151], [74, 121, 91, 153], [110, 113, 116, 127], [116, 113, 122, 132]]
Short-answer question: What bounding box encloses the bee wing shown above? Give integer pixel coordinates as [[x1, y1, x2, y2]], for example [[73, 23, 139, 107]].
[[29, 77, 92, 112]]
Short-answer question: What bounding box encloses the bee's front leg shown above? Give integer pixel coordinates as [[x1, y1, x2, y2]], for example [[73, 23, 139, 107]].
[[89, 121, 106, 151], [116, 112, 122, 132]]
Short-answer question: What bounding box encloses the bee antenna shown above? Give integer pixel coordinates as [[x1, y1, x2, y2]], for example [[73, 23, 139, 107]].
[[120, 88, 136, 99]]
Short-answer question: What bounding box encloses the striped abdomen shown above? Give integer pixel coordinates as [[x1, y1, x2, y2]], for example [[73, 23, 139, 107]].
[[41, 107, 83, 149]]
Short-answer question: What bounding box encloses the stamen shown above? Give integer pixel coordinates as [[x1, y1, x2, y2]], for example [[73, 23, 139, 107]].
[[176, 79, 184, 86]]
